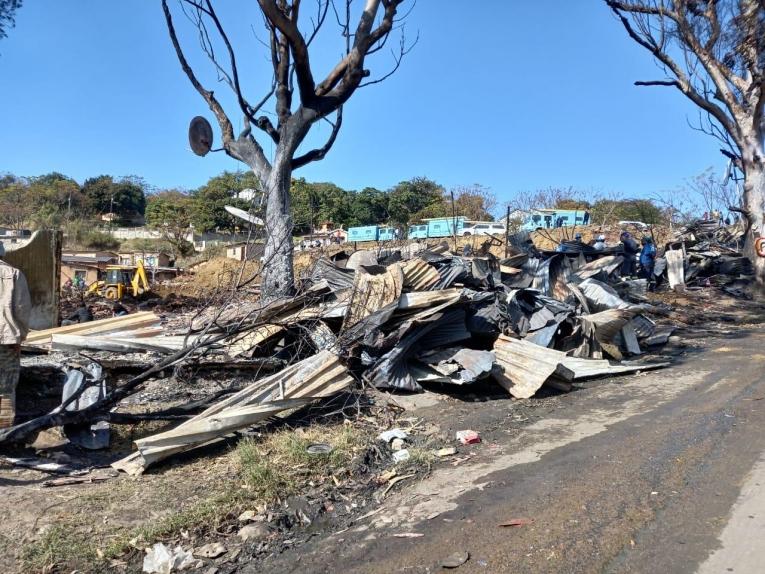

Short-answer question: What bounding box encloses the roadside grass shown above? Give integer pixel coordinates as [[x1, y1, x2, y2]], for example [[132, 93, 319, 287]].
[[20, 421, 372, 573], [237, 422, 371, 498]]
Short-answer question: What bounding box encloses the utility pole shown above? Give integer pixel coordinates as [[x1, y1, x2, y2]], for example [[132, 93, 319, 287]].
[[110, 193, 115, 235], [450, 190, 457, 250], [505, 204, 511, 259]]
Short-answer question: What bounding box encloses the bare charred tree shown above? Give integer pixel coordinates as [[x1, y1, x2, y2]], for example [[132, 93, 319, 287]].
[[162, 0, 413, 299], [605, 1, 764, 279]]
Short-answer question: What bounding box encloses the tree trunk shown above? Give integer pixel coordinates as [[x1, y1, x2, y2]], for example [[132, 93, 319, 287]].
[[261, 154, 296, 299], [742, 162, 765, 284]]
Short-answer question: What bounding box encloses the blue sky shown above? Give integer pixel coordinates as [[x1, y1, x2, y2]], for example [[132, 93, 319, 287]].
[[0, 1, 727, 204]]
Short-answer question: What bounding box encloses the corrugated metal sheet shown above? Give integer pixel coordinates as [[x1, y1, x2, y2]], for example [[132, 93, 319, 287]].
[[416, 347, 494, 385], [344, 264, 403, 327], [4, 229, 61, 329], [398, 288, 462, 310], [401, 258, 440, 291], [494, 334, 667, 396], [493, 335, 567, 398], [113, 350, 353, 475], [432, 257, 469, 289], [365, 306, 467, 391], [629, 315, 656, 339], [573, 255, 624, 281], [309, 258, 355, 291], [579, 278, 633, 312]]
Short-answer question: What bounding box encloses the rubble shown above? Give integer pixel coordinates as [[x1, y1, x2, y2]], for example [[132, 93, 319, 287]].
[[4, 221, 754, 510], [3, 219, 760, 573]]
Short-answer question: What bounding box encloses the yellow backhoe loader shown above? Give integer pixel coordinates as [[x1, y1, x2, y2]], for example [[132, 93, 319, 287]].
[[87, 260, 151, 300]]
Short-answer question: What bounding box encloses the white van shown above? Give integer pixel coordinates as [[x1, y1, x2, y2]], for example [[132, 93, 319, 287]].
[[461, 223, 506, 236]]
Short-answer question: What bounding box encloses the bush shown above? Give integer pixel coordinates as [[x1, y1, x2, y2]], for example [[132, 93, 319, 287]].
[[83, 231, 121, 250]]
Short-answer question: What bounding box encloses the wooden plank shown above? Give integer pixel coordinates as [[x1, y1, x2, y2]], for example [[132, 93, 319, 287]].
[[24, 312, 159, 345], [50, 334, 181, 354]]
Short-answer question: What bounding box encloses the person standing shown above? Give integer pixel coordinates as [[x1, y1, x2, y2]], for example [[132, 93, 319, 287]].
[[620, 232, 640, 277], [0, 242, 32, 429], [639, 236, 657, 283]]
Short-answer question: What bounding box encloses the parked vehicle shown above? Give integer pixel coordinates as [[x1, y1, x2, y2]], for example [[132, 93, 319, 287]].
[[618, 220, 649, 230], [346, 225, 400, 242], [461, 222, 506, 236], [407, 217, 466, 239], [514, 209, 590, 231], [87, 260, 150, 300]]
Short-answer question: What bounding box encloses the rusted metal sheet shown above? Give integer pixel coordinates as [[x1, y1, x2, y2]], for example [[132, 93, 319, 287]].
[[344, 264, 403, 328], [493, 334, 666, 397], [493, 335, 571, 398], [4, 229, 62, 329], [112, 350, 353, 475], [398, 288, 461, 310], [401, 258, 440, 291]]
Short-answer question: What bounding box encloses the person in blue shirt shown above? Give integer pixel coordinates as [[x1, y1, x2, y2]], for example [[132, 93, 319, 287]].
[[639, 236, 657, 283]]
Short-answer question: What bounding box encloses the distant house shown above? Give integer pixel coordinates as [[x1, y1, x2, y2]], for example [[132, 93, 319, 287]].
[[226, 242, 265, 261], [117, 251, 173, 269], [61, 250, 181, 287], [61, 251, 118, 287]]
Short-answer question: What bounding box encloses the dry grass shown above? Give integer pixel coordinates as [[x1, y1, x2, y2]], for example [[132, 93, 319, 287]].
[[19, 422, 371, 573]]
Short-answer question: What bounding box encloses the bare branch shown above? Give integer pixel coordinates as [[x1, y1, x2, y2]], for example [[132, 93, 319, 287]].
[[606, 2, 745, 150], [162, 0, 235, 147], [359, 27, 418, 88], [258, 0, 317, 106], [635, 79, 680, 87], [291, 107, 343, 169]]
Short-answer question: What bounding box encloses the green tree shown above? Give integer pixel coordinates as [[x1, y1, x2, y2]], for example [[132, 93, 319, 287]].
[[289, 178, 351, 233], [313, 182, 351, 227], [28, 172, 83, 227], [191, 171, 257, 233], [81, 175, 147, 220], [348, 187, 389, 227], [387, 177, 446, 226], [0, 180, 32, 231], [590, 198, 663, 225], [145, 190, 196, 256]]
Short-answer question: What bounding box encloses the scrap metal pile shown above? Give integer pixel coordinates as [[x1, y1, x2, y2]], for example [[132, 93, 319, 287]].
[[10, 223, 755, 476], [664, 219, 752, 291]]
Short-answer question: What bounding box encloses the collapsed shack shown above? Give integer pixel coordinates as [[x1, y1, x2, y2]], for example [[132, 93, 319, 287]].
[[1, 219, 755, 478]]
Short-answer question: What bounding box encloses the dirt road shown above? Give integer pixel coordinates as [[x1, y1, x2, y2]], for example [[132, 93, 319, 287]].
[[253, 326, 765, 573]]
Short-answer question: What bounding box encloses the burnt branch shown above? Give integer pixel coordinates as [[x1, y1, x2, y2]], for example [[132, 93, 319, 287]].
[[163, 0, 235, 147], [259, 0, 317, 106], [291, 106, 343, 169], [359, 27, 418, 88]]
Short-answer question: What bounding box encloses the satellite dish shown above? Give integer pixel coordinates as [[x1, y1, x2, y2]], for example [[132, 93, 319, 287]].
[[188, 116, 213, 156], [225, 205, 264, 226]]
